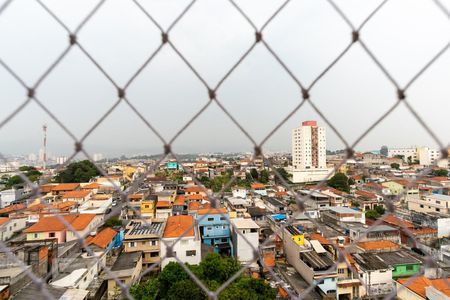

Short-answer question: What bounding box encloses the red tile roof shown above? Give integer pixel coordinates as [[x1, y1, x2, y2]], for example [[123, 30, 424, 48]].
[[188, 194, 204, 201], [52, 183, 80, 191], [156, 200, 172, 208], [0, 218, 9, 226], [174, 196, 186, 206], [357, 240, 401, 251], [398, 276, 450, 298], [0, 204, 26, 214], [197, 208, 227, 215], [185, 186, 207, 193], [251, 183, 265, 189], [23, 214, 96, 233], [61, 190, 91, 199], [355, 190, 377, 199], [188, 202, 210, 211], [382, 214, 414, 229], [82, 182, 100, 189], [163, 215, 194, 238], [85, 227, 117, 249]]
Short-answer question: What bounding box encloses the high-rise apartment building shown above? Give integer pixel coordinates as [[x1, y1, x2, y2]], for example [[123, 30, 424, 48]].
[[291, 121, 333, 183]]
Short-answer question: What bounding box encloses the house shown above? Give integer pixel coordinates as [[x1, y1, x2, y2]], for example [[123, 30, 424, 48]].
[[72, 194, 112, 216], [352, 252, 394, 298], [197, 208, 233, 256], [61, 190, 92, 204], [50, 183, 80, 196], [184, 186, 207, 197], [322, 206, 365, 225], [263, 197, 287, 213], [396, 276, 450, 300], [407, 193, 450, 215], [123, 220, 165, 270], [230, 218, 259, 267], [0, 188, 25, 208], [187, 201, 210, 216], [155, 201, 173, 219], [140, 199, 156, 218], [353, 190, 381, 211], [85, 227, 118, 254], [106, 251, 142, 299], [0, 217, 27, 241], [172, 195, 187, 216], [23, 214, 99, 243], [225, 197, 251, 217], [251, 183, 267, 196], [347, 224, 401, 244], [160, 215, 201, 269]]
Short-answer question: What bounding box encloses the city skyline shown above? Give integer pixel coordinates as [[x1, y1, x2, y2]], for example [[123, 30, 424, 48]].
[[1, 0, 449, 156]]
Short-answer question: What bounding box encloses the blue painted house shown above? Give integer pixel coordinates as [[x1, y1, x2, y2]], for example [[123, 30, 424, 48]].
[[197, 208, 233, 256]]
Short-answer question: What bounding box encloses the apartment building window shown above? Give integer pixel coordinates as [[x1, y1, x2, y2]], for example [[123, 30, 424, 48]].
[[186, 250, 196, 256], [436, 208, 440, 212], [129, 242, 135, 248], [150, 251, 159, 257], [151, 240, 157, 246], [338, 268, 345, 274], [207, 218, 214, 221], [141, 241, 146, 245], [420, 205, 424, 208], [220, 217, 226, 221], [49, 232, 55, 238], [436, 201, 441, 204], [34, 233, 38, 238]]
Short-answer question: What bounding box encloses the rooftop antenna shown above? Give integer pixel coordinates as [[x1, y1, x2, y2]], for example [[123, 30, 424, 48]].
[[42, 124, 47, 170]]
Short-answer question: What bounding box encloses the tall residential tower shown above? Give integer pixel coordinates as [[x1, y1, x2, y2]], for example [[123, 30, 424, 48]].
[[291, 121, 333, 183]]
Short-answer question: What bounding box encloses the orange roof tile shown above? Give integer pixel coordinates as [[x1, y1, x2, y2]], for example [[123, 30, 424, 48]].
[[52, 183, 80, 191], [23, 214, 95, 233], [412, 227, 437, 235], [357, 240, 400, 251], [54, 201, 78, 210], [251, 183, 265, 189], [429, 177, 449, 182], [41, 184, 57, 193], [188, 194, 204, 201], [382, 214, 414, 229], [82, 182, 100, 189], [185, 186, 207, 193], [85, 227, 117, 249], [355, 190, 377, 199], [398, 276, 450, 298], [163, 215, 194, 238], [156, 200, 172, 208], [61, 190, 91, 199], [0, 204, 26, 214], [0, 218, 9, 226], [188, 202, 210, 211], [197, 208, 227, 215], [174, 196, 186, 206]]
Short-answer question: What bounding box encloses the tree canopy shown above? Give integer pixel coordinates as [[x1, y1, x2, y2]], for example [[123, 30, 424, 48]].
[[327, 172, 351, 193], [130, 253, 277, 300], [54, 160, 100, 183], [4, 166, 42, 189], [431, 169, 449, 177], [390, 163, 400, 170]]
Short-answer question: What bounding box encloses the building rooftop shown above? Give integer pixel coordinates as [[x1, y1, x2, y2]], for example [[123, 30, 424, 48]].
[[265, 197, 285, 207], [163, 215, 194, 238], [353, 250, 421, 271], [356, 240, 401, 251], [111, 251, 142, 272], [327, 206, 360, 214], [300, 250, 335, 270], [85, 227, 117, 249], [61, 190, 91, 199], [23, 214, 96, 233], [230, 218, 259, 229], [397, 276, 450, 298], [125, 221, 164, 237], [51, 183, 80, 191]]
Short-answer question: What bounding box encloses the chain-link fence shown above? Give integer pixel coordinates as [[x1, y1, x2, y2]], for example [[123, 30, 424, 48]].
[[1, 0, 450, 299]]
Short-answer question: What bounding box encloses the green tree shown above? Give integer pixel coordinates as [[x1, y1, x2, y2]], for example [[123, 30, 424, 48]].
[[327, 173, 350, 193], [390, 163, 400, 170], [365, 209, 380, 219], [55, 160, 100, 183], [219, 277, 278, 300], [104, 216, 121, 227], [274, 168, 291, 184], [431, 169, 449, 177], [259, 170, 270, 184], [130, 278, 159, 300], [249, 168, 259, 181], [167, 279, 203, 300], [5, 166, 42, 189]]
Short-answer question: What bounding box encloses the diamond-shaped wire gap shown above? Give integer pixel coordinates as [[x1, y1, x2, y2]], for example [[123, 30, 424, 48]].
[[229, 0, 287, 29], [213, 46, 305, 144], [303, 45, 399, 149], [73, 0, 161, 86], [354, 101, 443, 155], [81, 102, 165, 163], [359, 0, 450, 87], [171, 101, 255, 155], [330, 0, 386, 27], [0, 0, 68, 84], [0, 63, 29, 122], [125, 46, 210, 141], [34, 46, 118, 138], [402, 50, 450, 147], [0, 100, 77, 165], [262, 0, 351, 86], [37, 0, 103, 30], [168, 0, 255, 86], [132, 0, 194, 30]]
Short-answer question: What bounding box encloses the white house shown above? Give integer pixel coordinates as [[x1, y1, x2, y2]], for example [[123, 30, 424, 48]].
[[0, 188, 24, 208], [230, 218, 259, 267], [160, 215, 201, 269], [0, 217, 27, 241]]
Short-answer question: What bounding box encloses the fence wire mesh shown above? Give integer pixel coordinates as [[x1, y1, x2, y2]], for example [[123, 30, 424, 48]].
[[0, 0, 450, 299]]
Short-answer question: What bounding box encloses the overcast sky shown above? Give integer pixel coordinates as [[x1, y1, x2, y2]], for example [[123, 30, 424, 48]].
[[0, 0, 449, 157]]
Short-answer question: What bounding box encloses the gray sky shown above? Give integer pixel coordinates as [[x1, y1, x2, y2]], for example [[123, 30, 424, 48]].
[[0, 0, 449, 157]]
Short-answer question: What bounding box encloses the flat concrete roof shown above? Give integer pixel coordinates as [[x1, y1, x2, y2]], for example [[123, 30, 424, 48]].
[[231, 218, 259, 229]]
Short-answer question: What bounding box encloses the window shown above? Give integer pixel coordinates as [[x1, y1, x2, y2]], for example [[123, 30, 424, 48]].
[[186, 250, 196, 256], [207, 217, 214, 222], [34, 233, 39, 238], [150, 251, 159, 257], [406, 265, 414, 271], [420, 204, 424, 208], [220, 217, 226, 221], [207, 227, 212, 230], [151, 240, 157, 246], [49, 232, 55, 238], [436, 208, 441, 212], [129, 242, 135, 248]]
